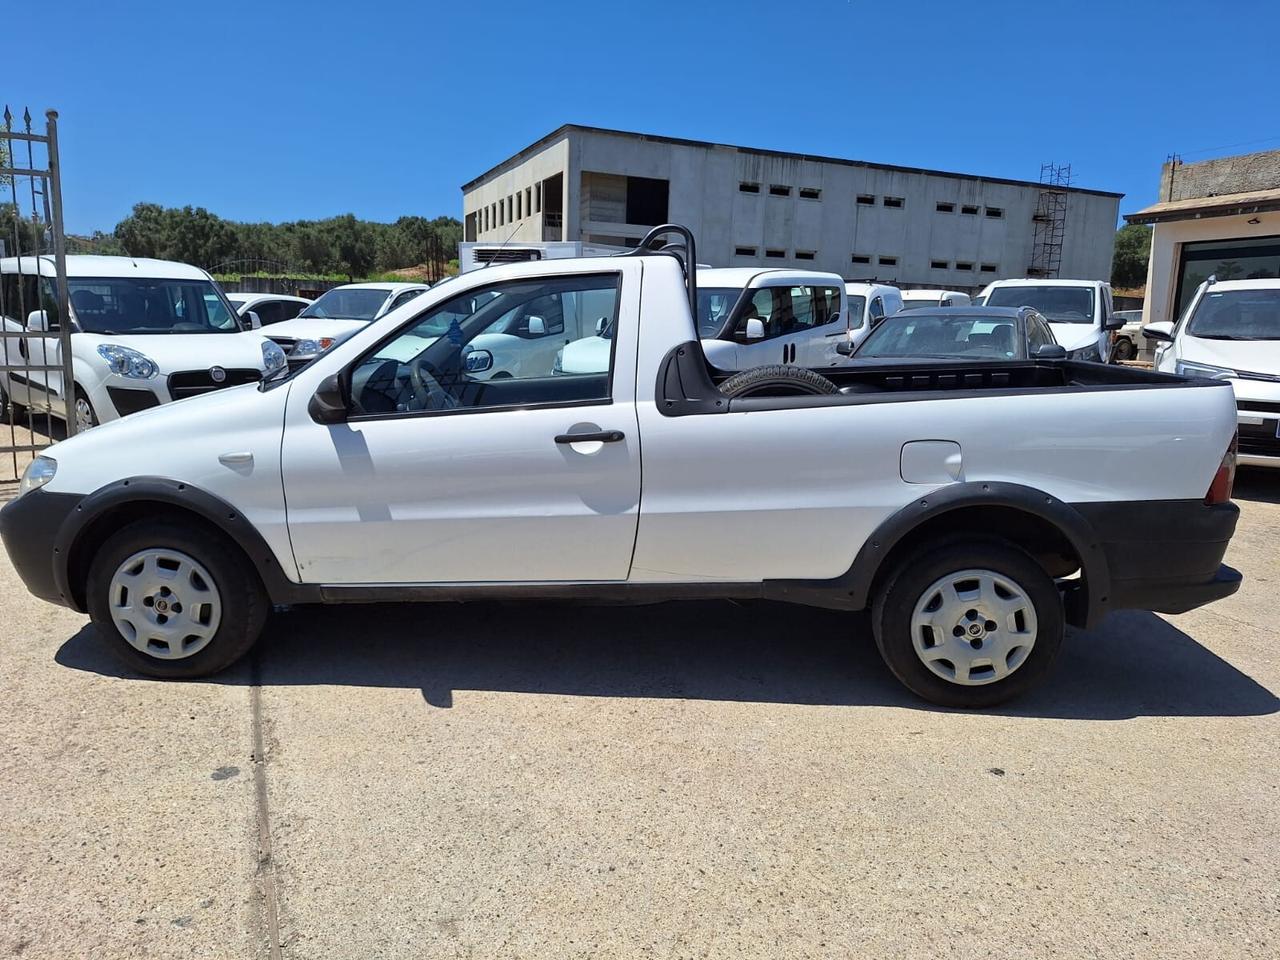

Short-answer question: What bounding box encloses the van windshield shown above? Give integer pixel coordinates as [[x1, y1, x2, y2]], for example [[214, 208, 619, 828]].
[[986, 286, 1094, 323], [1187, 288, 1280, 340], [69, 278, 241, 334]]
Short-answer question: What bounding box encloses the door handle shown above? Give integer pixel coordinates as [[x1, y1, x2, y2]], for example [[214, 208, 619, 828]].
[[555, 430, 624, 444]]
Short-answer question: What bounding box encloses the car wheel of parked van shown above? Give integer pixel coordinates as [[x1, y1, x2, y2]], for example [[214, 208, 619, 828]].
[[73, 388, 98, 432], [86, 520, 269, 678], [872, 539, 1064, 708], [718, 365, 839, 398]]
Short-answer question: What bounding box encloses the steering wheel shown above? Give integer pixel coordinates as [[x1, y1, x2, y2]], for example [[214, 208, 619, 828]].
[[408, 354, 458, 410]]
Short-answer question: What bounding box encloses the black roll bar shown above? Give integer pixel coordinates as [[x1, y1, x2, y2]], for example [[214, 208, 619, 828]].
[[621, 224, 698, 320]]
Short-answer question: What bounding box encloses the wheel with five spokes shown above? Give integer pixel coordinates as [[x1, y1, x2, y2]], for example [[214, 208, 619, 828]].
[[872, 539, 1064, 708], [86, 519, 268, 678]]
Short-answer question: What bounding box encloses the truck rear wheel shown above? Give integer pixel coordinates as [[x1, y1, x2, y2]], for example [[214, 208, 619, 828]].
[[86, 519, 269, 678], [872, 539, 1064, 708], [718, 364, 839, 398]]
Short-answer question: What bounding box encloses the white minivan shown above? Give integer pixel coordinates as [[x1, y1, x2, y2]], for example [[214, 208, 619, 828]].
[[1144, 277, 1280, 468], [899, 289, 972, 311], [0, 255, 285, 430], [976, 278, 1120, 362], [844, 282, 905, 351]]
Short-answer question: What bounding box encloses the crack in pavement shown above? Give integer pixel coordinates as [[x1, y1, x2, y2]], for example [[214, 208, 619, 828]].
[[251, 650, 284, 960]]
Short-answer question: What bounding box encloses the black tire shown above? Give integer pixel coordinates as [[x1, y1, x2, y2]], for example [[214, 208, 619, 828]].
[[872, 539, 1064, 708], [719, 364, 839, 398], [86, 519, 269, 679], [1112, 338, 1136, 362]]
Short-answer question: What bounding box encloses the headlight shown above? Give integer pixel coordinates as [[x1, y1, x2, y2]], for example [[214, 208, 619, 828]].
[[97, 344, 157, 379], [18, 456, 56, 497], [261, 340, 287, 373], [1066, 344, 1101, 362], [288, 338, 335, 361], [1175, 359, 1236, 380]]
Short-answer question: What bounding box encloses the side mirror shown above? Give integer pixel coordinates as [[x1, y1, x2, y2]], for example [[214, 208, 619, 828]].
[[1143, 321, 1174, 343], [245, 310, 263, 330], [594, 316, 608, 335], [836, 340, 854, 357], [742, 317, 765, 341], [828, 311, 840, 325], [1102, 313, 1124, 331], [526, 315, 546, 336], [463, 348, 493, 373], [1032, 344, 1067, 359], [308, 373, 348, 424], [26, 309, 49, 332]]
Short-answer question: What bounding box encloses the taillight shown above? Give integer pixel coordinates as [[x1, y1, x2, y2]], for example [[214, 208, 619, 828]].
[[1205, 433, 1237, 505]]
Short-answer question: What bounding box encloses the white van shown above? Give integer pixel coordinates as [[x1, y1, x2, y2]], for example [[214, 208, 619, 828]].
[[0, 255, 285, 430], [844, 282, 905, 350], [1144, 276, 1280, 468], [558, 267, 848, 374], [900, 288, 972, 311], [976, 278, 1120, 362]]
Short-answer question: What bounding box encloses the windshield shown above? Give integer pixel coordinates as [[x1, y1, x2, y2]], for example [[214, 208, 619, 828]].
[[69, 278, 240, 334], [857, 313, 1023, 359], [986, 285, 1094, 323], [299, 288, 391, 321], [697, 287, 743, 337], [1186, 288, 1280, 340]]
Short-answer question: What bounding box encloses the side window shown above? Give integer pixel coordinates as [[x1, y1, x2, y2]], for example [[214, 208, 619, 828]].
[[281, 299, 307, 321], [253, 300, 285, 326], [389, 289, 426, 311], [1026, 315, 1051, 350], [869, 297, 885, 322], [348, 273, 620, 418]]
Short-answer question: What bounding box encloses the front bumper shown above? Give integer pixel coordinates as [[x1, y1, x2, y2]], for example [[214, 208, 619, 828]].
[[1236, 404, 1280, 464], [0, 488, 84, 606], [1073, 500, 1241, 619]]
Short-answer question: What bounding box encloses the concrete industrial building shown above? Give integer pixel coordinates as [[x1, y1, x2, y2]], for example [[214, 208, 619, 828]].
[[461, 125, 1122, 291], [1125, 148, 1280, 326]]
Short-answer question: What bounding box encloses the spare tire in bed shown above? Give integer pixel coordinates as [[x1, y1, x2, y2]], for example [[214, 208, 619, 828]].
[[718, 364, 840, 398]]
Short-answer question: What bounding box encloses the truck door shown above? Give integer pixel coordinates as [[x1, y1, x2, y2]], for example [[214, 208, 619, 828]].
[[280, 263, 643, 584]]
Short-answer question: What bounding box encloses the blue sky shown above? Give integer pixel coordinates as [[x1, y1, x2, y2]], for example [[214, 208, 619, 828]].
[[10, 0, 1280, 234]]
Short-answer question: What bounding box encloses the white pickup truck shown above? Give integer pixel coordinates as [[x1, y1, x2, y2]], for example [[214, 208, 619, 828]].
[[1, 226, 1242, 708]]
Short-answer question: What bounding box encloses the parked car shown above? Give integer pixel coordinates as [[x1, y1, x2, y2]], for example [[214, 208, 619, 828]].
[[0, 226, 1241, 709], [1145, 276, 1280, 467], [0, 255, 286, 430], [899, 289, 972, 311], [843, 306, 1061, 362], [976, 278, 1121, 362], [844, 281, 905, 349], [225, 293, 312, 328], [558, 267, 848, 375], [1110, 309, 1144, 361], [257, 282, 431, 368]]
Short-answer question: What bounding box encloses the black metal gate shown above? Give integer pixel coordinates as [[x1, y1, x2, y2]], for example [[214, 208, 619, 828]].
[[1, 107, 75, 489]]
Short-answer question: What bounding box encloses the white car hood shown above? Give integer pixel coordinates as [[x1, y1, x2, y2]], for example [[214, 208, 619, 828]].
[[259, 317, 369, 342], [76, 331, 270, 372], [1178, 335, 1280, 402], [559, 336, 611, 374], [1047, 323, 1098, 352]]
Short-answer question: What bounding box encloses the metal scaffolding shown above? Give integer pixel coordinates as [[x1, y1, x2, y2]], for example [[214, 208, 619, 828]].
[[1029, 162, 1071, 278]]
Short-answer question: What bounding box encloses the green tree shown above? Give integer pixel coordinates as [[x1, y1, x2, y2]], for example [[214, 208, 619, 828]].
[[1111, 224, 1152, 288]]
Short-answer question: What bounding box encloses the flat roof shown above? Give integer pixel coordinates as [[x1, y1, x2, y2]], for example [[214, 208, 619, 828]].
[[1124, 188, 1280, 224], [462, 124, 1125, 199]]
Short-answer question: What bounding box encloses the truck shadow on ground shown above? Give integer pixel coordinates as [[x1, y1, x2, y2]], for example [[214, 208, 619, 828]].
[[56, 600, 1278, 721], [1233, 468, 1280, 505]]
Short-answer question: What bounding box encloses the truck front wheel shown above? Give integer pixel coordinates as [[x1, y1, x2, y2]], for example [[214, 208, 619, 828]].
[[872, 539, 1064, 708], [86, 519, 269, 678]]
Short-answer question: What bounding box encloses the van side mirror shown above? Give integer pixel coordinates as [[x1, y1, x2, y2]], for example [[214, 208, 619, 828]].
[[26, 309, 49, 332], [1103, 313, 1124, 331], [1142, 321, 1174, 342], [595, 316, 608, 335], [1032, 344, 1067, 359], [526, 316, 546, 336], [245, 310, 263, 330], [308, 373, 348, 424], [742, 317, 765, 341], [836, 340, 854, 356]]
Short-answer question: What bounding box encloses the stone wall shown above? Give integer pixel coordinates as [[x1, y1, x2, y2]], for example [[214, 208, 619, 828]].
[[1159, 150, 1280, 201]]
